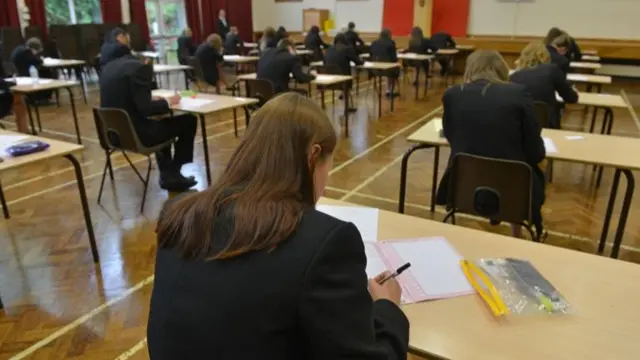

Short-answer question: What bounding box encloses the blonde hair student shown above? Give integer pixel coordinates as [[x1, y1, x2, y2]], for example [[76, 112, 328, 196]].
[[463, 49, 510, 85], [517, 42, 551, 70]]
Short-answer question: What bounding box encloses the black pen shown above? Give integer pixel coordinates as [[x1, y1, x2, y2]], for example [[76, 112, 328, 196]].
[[379, 262, 412, 285]]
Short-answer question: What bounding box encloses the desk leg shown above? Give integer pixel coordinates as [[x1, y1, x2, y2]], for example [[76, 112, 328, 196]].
[[0, 182, 10, 219], [599, 169, 635, 258], [34, 102, 42, 132], [589, 107, 599, 133], [390, 78, 395, 113], [79, 69, 88, 104], [12, 93, 29, 134], [398, 144, 434, 214], [0, 293, 3, 309], [597, 84, 603, 93], [415, 66, 420, 100], [377, 76, 382, 118], [67, 88, 81, 144], [25, 101, 36, 134], [431, 146, 440, 213], [595, 108, 614, 188], [64, 154, 99, 263], [344, 82, 349, 137], [199, 114, 212, 186], [184, 70, 189, 90], [243, 106, 251, 128]]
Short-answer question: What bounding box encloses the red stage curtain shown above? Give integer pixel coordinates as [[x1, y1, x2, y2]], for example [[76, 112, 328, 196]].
[[0, 0, 20, 27], [431, 0, 470, 37], [129, 0, 150, 43], [101, 0, 123, 23], [382, 0, 414, 36], [24, 0, 48, 39], [200, 0, 223, 39], [226, 0, 253, 42], [184, 0, 202, 43]]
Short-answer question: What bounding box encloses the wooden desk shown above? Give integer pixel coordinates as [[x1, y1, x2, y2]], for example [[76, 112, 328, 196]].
[[223, 55, 259, 64], [398, 118, 637, 259], [313, 74, 355, 137], [566, 73, 611, 93], [356, 62, 401, 118], [41, 58, 88, 104], [398, 53, 434, 100], [297, 49, 313, 56], [571, 61, 602, 70], [557, 92, 628, 135], [153, 64, 191, 89], [132, 51, 162, 60], [456, 44, 475, 51], [581, 54, 601, 62], [8, 78, 82, 143], [243, 42, 258, 49], [320, 198, 640, 360], [583, 49, 598, 55], [152, 90, 259, 185]]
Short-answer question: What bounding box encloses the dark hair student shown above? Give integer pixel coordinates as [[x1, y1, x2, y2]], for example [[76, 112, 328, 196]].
[[148, 93, 410, 360]]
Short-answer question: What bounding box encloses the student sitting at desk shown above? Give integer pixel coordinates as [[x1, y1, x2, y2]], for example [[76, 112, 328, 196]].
[[436, 50, 546, 238], [345, 22, 365, 52], [274, 26, 289, 45], [259, 26, 277, 53], [510, 42, 578, 129], [100, 27, 132, 67], [544, 27, 582, 61], [304, 26, 329, 62], [407, 26, 438, 82], [195, 34, 225, 91], [223, 26, 243, 55], [148, 93, 410, 360], [431, 31, 456, 76], [10, 38, 54, 104], [177, 28, 197, 65], [544, 33, 571, 75], [325, 33, 362, 113], [257, 39, 316, 95], [370, 29, 400, 98]]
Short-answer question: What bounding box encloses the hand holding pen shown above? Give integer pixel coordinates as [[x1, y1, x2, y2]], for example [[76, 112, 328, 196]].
[[368, 262, 411, 305]]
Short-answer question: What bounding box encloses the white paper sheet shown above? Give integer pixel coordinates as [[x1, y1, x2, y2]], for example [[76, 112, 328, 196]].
[[179, 98, 214, 109], [315, 205, 379, 242], [543, 137, 558, 153], [384, 237, 473, 299], [314, 74, 336, 82], [9, 77, 53, 86], [152, 90, 176, 98], [223, 55, 241, 60], [363, 61, 374, 67], [363, 241, 388, 278], [565, 135, 584, 140], [0, 134, 30, 155]]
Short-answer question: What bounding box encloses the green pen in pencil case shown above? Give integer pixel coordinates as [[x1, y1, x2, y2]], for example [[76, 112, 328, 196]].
[[468, 258, 572, 316], [180, 90, 197, 98]]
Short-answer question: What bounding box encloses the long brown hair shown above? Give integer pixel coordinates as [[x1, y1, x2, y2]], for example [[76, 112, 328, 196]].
[[205, 34, 222, 51], [463, 49, 509, 84], [517, 42, 551, 69], [543, 27, 564, 45], [157, 93, 337, 260]]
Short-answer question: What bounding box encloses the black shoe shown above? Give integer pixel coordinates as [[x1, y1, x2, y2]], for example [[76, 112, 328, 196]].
[[385, 92, 400, 98], [347, 107, 358, 113], [160, 174, 197, 192]]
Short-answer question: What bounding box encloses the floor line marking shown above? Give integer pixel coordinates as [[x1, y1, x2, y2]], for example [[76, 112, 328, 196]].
[[10, 276, 155, 360], [114, 338, 148, 360], [329, 106, 442, 176], [339, 154, 405, 201]]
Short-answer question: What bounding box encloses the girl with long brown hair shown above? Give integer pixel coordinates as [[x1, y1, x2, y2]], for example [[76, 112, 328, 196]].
[[147, 93, 409, 359]]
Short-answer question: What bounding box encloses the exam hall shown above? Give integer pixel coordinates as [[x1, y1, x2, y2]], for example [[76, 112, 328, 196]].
[[1, 0, 640, 358]]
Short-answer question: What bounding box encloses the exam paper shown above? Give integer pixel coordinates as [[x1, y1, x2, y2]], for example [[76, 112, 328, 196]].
[[179, 98, 214, 109], [565, 135, 584, 140], [314, 74, 335, 82], [543, 137, 557, 153], [363, 241, 388, 278], [315, 205, 379, 242]]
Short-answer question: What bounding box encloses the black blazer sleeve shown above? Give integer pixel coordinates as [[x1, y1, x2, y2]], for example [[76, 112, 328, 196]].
[[299, 222, 410, 359], [442, 87, 455, 141], [131, 64, 170, 118], [552, 66, 578, 104], [570, 38, 582, 61], [389, 41, 398, 62], [349, 47, 364, 66], [290, 56, 315, 84], [447, 35, 457, 48], [519, 90, 546, 165]]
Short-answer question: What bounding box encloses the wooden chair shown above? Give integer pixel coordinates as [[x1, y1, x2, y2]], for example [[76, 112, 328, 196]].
[[442, 153, 542, 242], [93, 108, 175, 213]]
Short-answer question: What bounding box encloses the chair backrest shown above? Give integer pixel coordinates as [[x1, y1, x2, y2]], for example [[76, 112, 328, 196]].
[[93, 107, 146, 152], [246, 79, 275, 106], [446, 153, 533, 224], [315, 64, 341, 75], [533, 101, 551, 129]]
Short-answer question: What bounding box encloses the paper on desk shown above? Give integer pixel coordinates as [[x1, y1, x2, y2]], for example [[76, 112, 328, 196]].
[[314, 74, 336, 81], [363, 61, 374, 67], [224, 55, 241, 60], [566, 135, 584, 140], [179, 98, 214, 109], [152, 90, 175, 98], [0, 134, 30, 155], [11, 78, 53, 86], [543, 137, 557, 153], [315, 205, 379, 242], [363, 241, 389, 278], [379, 237, 474, 302]]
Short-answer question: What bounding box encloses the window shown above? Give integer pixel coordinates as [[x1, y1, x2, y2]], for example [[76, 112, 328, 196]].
[[46, 0, 103, 25], [146, 0, 186, 62]]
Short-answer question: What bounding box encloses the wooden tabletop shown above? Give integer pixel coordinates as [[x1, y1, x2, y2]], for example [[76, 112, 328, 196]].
[[408, 117, 640, 170], [557, 91, 627, 108], [456, 44, 475, 51], [235, 73, 258, 81], [153, 64, 191, 73], [312, 74, 353, 86], [8, 77, 80, 93], [318, 197, 640, 360], [0, 130, 83, 173], [42, 58, 86, 67], [223, 55, 259, 63], [133, 51, 161, 58], [243, 42, 258, 48], [151, 90, 258, 114], [297, 50, 313, 56], [567, 73, 611, 85], [437, 48, 460, 55], [583, 49, 598, 55], [397, 53, 434, 61], [581, 55, 601, 62], [571, 61, 602, 70]]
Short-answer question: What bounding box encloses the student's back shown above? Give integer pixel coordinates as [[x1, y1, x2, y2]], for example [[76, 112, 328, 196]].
[[257, 44, 314, 94], [510, 63, 578, 128], [370, 37, 397, 62], [324, 35, 363, 75], [431, 32, 456, 49]]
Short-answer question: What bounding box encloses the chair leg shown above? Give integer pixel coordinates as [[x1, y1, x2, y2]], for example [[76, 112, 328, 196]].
[[0, 182, 10, 219], [443, 210, 456, 224], [122, 151, 146, 183], [34, 103, 42, 132], [522, 223, 541, 242], [140, 156, 152, 213], [97, 152, 112, 204]]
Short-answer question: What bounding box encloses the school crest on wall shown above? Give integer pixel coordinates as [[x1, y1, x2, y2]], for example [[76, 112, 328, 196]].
[[419, 0, 425, 6]]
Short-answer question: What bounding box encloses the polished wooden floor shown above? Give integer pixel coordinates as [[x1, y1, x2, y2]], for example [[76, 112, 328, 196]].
[[1, 69, 640, 359]]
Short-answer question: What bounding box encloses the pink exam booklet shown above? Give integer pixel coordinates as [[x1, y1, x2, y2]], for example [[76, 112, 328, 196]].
[[365, 237, 474, 304]]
